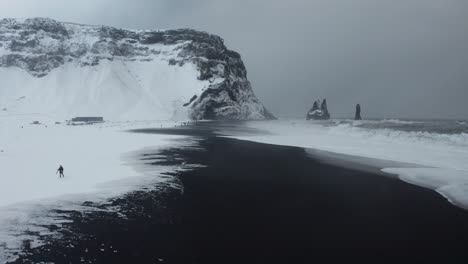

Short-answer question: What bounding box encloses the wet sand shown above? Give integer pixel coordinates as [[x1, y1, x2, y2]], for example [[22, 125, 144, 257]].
[[10, 124, 468, 263]]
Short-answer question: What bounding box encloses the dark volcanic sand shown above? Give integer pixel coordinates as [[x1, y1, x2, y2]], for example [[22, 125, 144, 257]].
[[10, 124, 468, 263]]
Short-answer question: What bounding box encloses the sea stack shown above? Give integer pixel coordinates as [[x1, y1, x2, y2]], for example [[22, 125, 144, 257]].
[[355, 104, 362, 120], [306, 99, 330, 120]]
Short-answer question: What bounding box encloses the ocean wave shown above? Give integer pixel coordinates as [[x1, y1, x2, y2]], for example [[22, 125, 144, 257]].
[[333, 119, 422, 126], [379, 119, 422, 125], [330, 123, 468, 149]]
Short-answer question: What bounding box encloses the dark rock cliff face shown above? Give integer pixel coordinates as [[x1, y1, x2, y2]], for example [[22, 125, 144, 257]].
[[306, 99, 330, 120], [0, 18, 274, 120]]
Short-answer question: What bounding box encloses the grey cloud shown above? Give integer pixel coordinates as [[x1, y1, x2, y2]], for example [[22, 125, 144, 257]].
[[0, 0, 467, 119]]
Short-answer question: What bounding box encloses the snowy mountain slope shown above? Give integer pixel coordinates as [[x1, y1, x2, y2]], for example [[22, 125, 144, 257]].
[[0, 18, 274, 120]]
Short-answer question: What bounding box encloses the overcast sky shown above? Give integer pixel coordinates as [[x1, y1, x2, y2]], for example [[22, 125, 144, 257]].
[[1, 0, 467, 119]]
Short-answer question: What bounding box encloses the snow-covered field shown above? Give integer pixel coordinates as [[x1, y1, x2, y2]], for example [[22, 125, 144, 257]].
[[232, 120, 468, 210], [0, 113, 186, 263]]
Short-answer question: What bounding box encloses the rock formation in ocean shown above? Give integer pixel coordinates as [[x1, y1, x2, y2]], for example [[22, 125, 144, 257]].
[[355, 104, 362, 120], [306, 99, 330, 120], [0, 18, 274, 120]]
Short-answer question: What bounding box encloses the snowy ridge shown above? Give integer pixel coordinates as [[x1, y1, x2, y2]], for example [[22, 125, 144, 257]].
[[231, 120, 468, 210], [0, 18, 273, 120]]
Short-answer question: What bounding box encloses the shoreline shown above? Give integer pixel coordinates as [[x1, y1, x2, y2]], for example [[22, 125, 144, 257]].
[[231, 119, 468, 211], [9, 124, 468, 262]]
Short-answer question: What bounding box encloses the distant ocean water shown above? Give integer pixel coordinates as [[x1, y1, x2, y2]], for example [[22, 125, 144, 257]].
[[325, 119, 468, 148], [336, 119, 468, 134]]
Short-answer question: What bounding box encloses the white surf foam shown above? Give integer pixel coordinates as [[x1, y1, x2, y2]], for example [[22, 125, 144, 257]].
[[335, 118, 423, 125]]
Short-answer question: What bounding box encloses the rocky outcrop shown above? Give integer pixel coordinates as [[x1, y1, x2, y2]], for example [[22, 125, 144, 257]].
[[306, 99, 330, 120], [355, 104, 362, 120], [0, 18, 274, 120]]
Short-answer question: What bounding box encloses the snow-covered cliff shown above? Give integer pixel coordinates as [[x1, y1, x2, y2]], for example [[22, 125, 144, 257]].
[[0, 18, 274, 120]]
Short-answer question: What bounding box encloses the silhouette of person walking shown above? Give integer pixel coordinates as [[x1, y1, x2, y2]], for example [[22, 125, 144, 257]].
[[57, 165, 64, 178]]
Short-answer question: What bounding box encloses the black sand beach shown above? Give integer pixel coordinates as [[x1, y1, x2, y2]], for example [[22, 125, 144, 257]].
[[10, 123, 468, 263]]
